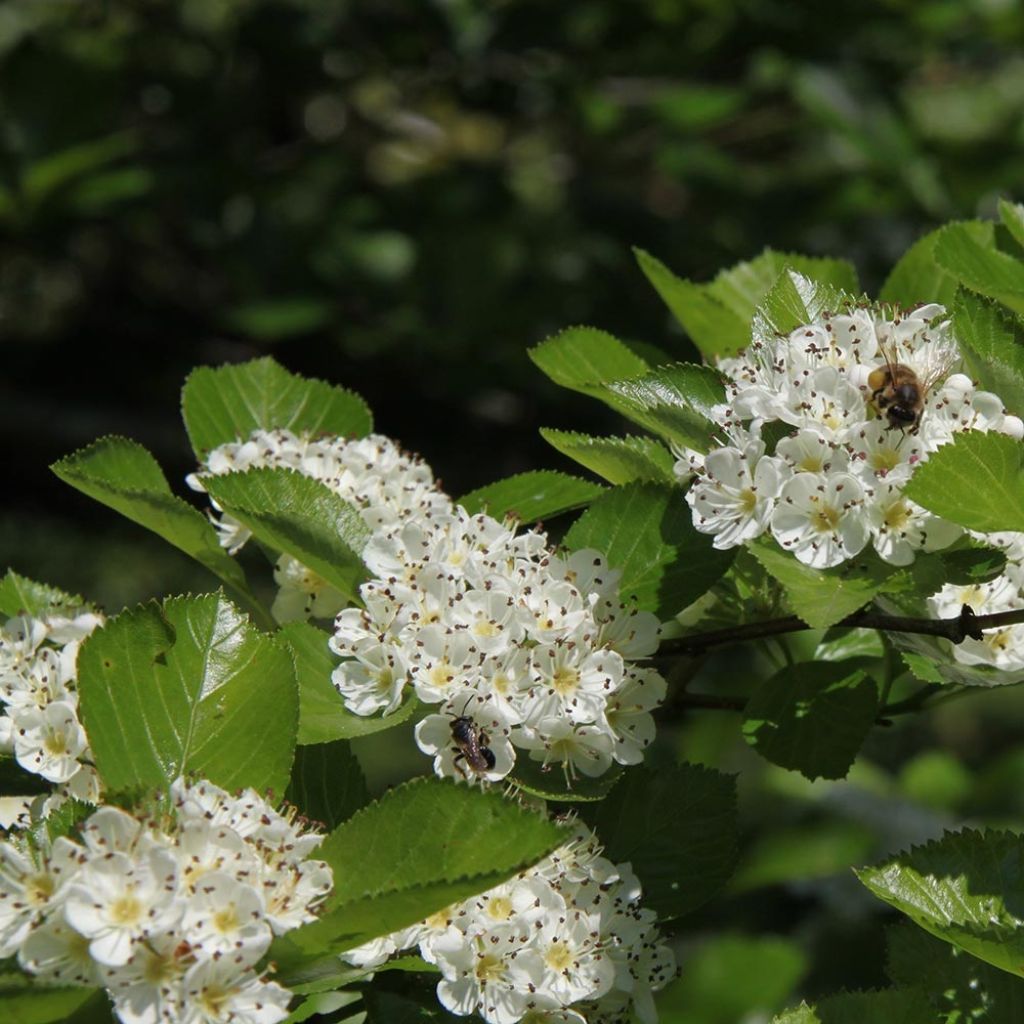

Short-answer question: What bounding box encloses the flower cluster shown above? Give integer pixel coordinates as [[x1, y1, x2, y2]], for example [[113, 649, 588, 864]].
[[681, 302, 1023, 570], [927, 530, 1024, 671], [187, 429, 452, 622], [344, 821, 675, 1024], [0, 607, 103, 801], [191, 429, 667, 784], [0, 777, 333, 1024]]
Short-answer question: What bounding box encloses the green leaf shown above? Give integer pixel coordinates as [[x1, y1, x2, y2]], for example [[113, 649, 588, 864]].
[[773, 989, 935, 1024], [635, 248, 749, 359], [458, 471, 605, 522], [50, 437, 260, 622], [858, 829, 1024, 979], [583, 764, 738, 918], [181, 357, 372, 458], [881, 223, 994, 307], [952, 290, 1024, 417], [934, 222, 1024, 315], [901, 652, 945, 684], [743, 661, 879, 780], [709, 251, 859, 317], [511, 758, 623, 803], [284, 990, 362, 1024], [286, 740, 369, 831], [528, 326, 649, 394], [888, 921, 1024, 1024], [564, 483, 734, 619], [203, 469, 370, 603], [904, 431, 1024, 533], [636, 249, 858, 362], [938, 543, 1007, 585], [752, 269, 849, 346], [0, 571, 89, 619], [279, 622, 419, 744], [539, 429, 677, 485], [750, 541, 902, 629], [656, 934, 807, 1024], [603, 363, 726, 453], [0, 984, 103, 1024], [77, 594, 297, 795], [999, 198, 1024, 251], [288, 779, 562, 952]]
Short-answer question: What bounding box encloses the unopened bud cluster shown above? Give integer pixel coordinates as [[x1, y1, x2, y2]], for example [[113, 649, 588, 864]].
[[344, 822, 675, 1024], [680, 301, 1024, 670], [0, 778, 333, 1024], [192, 430, 667, 782], [0, 608, 103, 800]]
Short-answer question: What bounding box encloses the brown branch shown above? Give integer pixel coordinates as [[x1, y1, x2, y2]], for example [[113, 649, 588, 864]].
[[659, 604, 1024, 657]]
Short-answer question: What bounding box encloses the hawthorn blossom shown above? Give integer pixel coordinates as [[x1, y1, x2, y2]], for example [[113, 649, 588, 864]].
[[342, 821, 675, 1024], [2, 778, 332, 1024]]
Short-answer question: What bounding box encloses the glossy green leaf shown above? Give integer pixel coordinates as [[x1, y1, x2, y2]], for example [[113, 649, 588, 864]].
[[279, 622, 419, 744], [743, 661, 878, 780], [904, 431, 1024, 533], [635, 248, 749, 359], [707, 249, 859, 322], [286, 740, 369, 831], [952, 290, 1024, 417], [181, 356, 372, 457], [750, 541, 902, 629], [999, 198, 1024, 251], [752, 269, 850, 345], [858, 829, 1024, 978], [881, 223, 993, 307], [0, 571, 89, 619], [458, 471, 604, 522], [656, 934, 807, 1024], [583, 764, 738, 918], [539, 429, 677, 485], [934, 221, 1024, 315], [773, 989, 935, 1024], [528, 326, 649, 393], [564, 483, 734, 619], [203, 469, 370, 602], [50, 437, 260, 620], [604, 363, 726, 452], [888, 921, 1024, 1024], [288, 779, 562, 952], [77, 594, 297, 795]]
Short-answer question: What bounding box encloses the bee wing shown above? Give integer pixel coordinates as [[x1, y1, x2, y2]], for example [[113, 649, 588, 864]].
[[876, 338, 901, 375], [919, 351, 958, 397]]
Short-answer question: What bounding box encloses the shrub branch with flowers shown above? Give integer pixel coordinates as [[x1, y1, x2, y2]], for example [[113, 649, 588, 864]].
[[6, 207, 1024, 1022]]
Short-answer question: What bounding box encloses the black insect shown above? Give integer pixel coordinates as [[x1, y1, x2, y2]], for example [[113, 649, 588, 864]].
[[450, 702, 497, 778]]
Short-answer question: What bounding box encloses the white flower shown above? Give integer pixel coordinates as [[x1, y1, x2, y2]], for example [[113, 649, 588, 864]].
[[270, 555, 345, 623], [415, 690, 516, 783], [771, 472, 869, 568], [685, 440, 790, 550], [11, 701, 89, 783], [866, 484, 961, 565], [181, 872, 271, 964], [64, 848, 182, 966], [180, 958, 292, 1024]]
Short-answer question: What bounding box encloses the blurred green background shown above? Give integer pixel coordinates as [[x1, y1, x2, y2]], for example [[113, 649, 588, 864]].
[[4, 2, 1024, 1018]]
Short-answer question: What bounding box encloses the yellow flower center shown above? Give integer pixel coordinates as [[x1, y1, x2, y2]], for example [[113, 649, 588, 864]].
[[25, 872, 54, 906], [429, 660, 455, 690], [884, 501, 911, 530], [485, 896, 514, 921], [110, 894, 143, 926], [544, 940, 574, 972], [472, 619, 500, 638], [43, 732, 68, 756], [739, 488, 758, 514], [551, 665, 580, 696], [213, 905, 240, 934], [475, 954, 506, 983], [811, 505, 841, 533]]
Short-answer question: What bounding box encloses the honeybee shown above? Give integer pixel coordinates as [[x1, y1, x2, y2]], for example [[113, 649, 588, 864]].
[[866, 341, 953, 433]]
